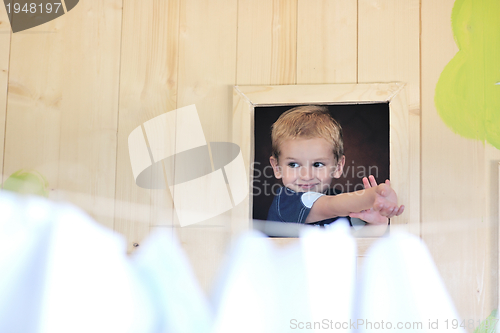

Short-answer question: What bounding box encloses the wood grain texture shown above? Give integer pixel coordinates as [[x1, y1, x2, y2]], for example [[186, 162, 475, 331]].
[[422, 0, 498, 323], [296, 0, 357, 84], [4, 0, 122, 229], [235, 0, 272, 85], [0, 2, 11, 183], [235, 82, 404, 105], [358, 0, 420, 234], [358, 0, 420, 108], [114, 0, 180, 252], [174, 0, 238, 291], [231, 88, 253, 236], [236, 0, 297, 85], [387, 87, 410, 226], [269, 0, 297, 85]]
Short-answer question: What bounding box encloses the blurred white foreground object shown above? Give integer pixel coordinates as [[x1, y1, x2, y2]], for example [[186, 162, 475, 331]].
[[131, 230, 213, 333], [300, 220, 356, 332], [211, 231, 295, 333], [212, 220, 356, 333], [0, 192, 154, 333], [355, 232, 465, 333]]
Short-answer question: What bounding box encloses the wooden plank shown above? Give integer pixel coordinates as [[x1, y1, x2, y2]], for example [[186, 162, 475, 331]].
[[234, 82, 404, 105], [421, 0, 471, 317], [114, 0, 180, 252], [422, 0, 495, 323], [235, 0, 272, 85], [270, 237, 298, 248], [4, 0, 122, 229], [236, 0, 297, 85], [269, 0, 297, 85], [358, 0, 420, 235], [358, 0, 420, 108], [0, 1, 11, 182], [174, 0, 238, 291], [296, 0, 357, 84], [388, 87, 410, 226], [231, 88, 254, 236]]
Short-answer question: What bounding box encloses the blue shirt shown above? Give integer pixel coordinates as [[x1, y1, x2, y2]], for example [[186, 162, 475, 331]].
[[267, 186, 352, 226]]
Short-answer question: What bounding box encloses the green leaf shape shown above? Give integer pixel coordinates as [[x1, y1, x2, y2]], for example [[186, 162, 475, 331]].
[[435, 0, 500, 149], [2, 170, 49, 198]]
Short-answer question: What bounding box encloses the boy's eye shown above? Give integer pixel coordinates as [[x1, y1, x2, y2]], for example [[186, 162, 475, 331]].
[[313, 162, 325, 168], [287, 162, 299, 168]]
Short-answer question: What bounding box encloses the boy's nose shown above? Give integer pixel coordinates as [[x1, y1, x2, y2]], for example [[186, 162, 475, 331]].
[[299, 167, 314, 180]]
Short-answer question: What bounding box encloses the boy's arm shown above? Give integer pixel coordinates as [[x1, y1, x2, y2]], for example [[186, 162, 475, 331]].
[[304, 181, 402, 224]]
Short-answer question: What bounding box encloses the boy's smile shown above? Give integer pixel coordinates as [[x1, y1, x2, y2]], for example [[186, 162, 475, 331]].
[[270, 138, 345, 193]]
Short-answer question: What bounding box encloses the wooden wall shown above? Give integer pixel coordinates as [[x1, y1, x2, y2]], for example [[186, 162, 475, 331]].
[[0, 0, 496, 327]]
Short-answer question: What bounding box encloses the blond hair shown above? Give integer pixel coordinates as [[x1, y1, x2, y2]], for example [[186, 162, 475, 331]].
[[271, 105, 344, 162]]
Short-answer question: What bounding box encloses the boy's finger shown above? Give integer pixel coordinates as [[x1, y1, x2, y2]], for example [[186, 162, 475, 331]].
[[388, 206, 404, 218], [375, 184, 387, 196], [369, 175, 377, 187], [374, 202, 384, 211], [383, 206, 396, 217], [387, 208, 398, 218], [362, 177, 370, 188]]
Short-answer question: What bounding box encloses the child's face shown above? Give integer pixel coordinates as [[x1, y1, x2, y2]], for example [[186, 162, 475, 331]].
[[269, 137, 345, 193]]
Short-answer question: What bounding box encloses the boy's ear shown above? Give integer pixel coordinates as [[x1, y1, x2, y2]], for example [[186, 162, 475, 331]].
[[269, 156, 282, 179], [333, 155, 345, 178]]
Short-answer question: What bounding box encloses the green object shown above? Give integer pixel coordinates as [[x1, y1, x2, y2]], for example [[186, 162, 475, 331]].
[[435, 0, 500, 149], [2, 170, 49, 198], [474, 309, 498, 333]]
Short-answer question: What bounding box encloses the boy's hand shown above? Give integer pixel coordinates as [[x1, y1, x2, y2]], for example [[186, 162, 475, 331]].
[[349, 176, 404, 224], [373, 178, 405, 218]]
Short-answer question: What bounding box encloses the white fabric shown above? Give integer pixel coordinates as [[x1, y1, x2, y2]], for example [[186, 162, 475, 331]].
[[300, 191, 324, 208]]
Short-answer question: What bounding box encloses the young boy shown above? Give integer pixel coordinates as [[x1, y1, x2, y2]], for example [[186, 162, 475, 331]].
[[267, 105, 404, 226]]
